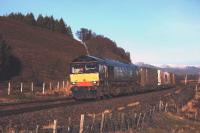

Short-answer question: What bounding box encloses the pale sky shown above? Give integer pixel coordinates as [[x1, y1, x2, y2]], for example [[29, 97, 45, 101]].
[[1, 0, 200, 65]]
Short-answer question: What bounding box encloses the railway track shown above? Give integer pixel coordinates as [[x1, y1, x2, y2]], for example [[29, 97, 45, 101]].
[[0, 86, 175, 118], [0, 97, 77, 117], [0, 96, 72, 107]]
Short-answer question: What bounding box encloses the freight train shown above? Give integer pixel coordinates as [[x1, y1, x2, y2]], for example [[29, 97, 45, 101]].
[[69, 55, 176, 100]]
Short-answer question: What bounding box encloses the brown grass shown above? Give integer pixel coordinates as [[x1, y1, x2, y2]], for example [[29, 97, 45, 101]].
[[0, 17, 86, 82]]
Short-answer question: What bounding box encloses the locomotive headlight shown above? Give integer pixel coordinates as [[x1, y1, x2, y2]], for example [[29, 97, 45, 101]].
[[71, 82, 76, 85], [93, 81, 97, 84]]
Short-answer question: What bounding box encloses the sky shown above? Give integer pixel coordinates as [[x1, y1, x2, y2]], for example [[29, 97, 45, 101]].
[[0, 0, 200, 66]]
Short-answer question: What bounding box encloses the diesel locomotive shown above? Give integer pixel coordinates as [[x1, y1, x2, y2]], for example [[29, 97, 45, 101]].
[[69, 55, 175, 100]]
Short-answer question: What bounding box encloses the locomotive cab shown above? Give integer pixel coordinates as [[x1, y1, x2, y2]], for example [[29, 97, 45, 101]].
[[70, 62, 100, 87], [69, 55, 106, 99]]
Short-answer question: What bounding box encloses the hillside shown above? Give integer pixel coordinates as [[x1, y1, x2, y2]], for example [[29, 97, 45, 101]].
[[136, 62, 200, 75], [0, 17, 131, 82], [161, 65, 200, 75], [86, 36, 131, 63], [0, 17, 86, 82]]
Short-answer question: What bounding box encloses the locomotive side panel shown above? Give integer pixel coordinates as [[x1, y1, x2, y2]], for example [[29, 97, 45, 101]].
[[147, 68, 158, 86], [113, 66, 133, 81], [107, 65, 138, 83], [157, 70, 162, 85], [160, 71, 164, 85], [139, 67, 158, 87], [164, 72, 171, 84], [170, 73, 176, 85], [158, 71, 174, 86], [139, 68, 146, 87]]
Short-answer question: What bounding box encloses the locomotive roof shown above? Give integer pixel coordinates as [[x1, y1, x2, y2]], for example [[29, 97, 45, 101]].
[[72, 55, 105, 63], [72, 55, 137, 68]]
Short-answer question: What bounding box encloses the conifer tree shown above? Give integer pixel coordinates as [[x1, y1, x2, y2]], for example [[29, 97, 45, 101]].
[[24, 13, 36, 25], [36, 14, 44, 27], [6, 12, 73, 38], [76, 28, 96, 42], [59, 18, 66, 33], [66, 26, 73, 38], [0, 35, 11, 71]]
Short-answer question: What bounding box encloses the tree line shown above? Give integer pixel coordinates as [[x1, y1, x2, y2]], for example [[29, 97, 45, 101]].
[[5, 12, 73, 38]]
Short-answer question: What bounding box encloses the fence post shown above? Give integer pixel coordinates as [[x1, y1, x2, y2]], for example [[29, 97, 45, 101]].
[[185, 74, 187, 85], [42, 83, 45, 94], [195, 112, 198, 120], [136, 113, 142, 128], [159, 100, 162, 111], [63, 81, 65, 89], [134, 113, 137, 126], [92, 114, 96, 124], [100, 112, 105, 133], [8, 82, 11, 95], [79, 114, 84, 133], [67, 117, 71, 132], [153, 106, 156, 113], [150, 108, 153, 115], [91, 114, 96, 131], [20, 82, 23, 93], [198, 74, 200, 84], [149, 109, 152, 120], [35, 125, 39, 133], [57, 82, 60, 90], [195, 89, 198, 100], [176, 104, 179, 113], [164, 103, 168, 112], [53, 120, 57, 133], [120, 112, 125, 130], [196, 85, 198, 92], [49, 82, 52, 91], [31, 82, 34, 92], [141, 113, 146, 128]]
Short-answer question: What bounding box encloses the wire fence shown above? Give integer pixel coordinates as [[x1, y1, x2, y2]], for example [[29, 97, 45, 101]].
[[0, 80, 71, 97]]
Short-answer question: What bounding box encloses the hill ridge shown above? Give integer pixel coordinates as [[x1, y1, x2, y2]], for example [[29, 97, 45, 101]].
[[0, 17, 131, 82]]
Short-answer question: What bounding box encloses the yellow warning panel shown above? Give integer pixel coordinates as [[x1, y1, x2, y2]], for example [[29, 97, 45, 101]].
[[70, 73, 99, 82]]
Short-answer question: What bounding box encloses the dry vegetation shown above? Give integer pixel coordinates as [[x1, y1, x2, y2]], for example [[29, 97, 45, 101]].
[[0, 17, 86, 82], [86, 36, 131, 63], [0, 17, 131, 83], [1, 85, 200, 132]]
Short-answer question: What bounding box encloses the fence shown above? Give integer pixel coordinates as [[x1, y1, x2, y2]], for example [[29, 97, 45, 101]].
[[0, 80, 71, 97], [0, 100, 189, 133], [1, 96, 198, 133], [0, 85, 199, 133]]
